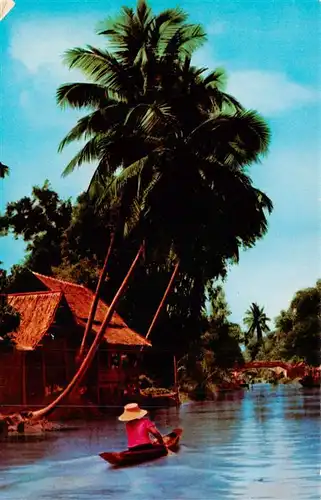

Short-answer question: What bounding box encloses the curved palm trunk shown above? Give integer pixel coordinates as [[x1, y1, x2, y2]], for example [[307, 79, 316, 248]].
[[78, 232, 115, 360], [31, 243, 144, 420], [140, 261, 179, 351]]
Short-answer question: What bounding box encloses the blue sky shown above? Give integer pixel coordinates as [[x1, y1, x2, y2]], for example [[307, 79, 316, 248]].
[[0, 0, 320, 327]]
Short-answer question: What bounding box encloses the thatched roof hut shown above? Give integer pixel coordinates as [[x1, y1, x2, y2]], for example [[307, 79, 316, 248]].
[[0, 273, 150, 408]]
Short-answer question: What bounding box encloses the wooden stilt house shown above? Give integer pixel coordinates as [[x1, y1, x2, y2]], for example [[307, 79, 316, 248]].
[[0, 273, 150, 408]]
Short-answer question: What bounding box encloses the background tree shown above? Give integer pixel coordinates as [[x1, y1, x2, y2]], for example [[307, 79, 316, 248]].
[[177, 285, 244, 398], [0, 181, 72, 274], [250, 280, 320, 366], [201, 285, 244, 369], [277, 282, 320, 365], [243, 302, 270, 360], [0, 269, 20, 347]]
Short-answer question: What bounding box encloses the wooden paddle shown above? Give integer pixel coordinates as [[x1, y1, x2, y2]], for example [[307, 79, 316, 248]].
[[152, 428, 182, 457], [158, 437, 176, 456]]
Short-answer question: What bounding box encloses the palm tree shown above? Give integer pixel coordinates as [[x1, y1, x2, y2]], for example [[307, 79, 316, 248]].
[[0, 162, 9, 179], [30, 1, 273, 419], [59, 1, 207, 359], [243, 302, 270, 344]]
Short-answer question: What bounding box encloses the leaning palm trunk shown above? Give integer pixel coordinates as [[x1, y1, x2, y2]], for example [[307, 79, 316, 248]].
[[78, 232, 115, 360], [140, 261, 179, 351], [30, 243, 144, 420]]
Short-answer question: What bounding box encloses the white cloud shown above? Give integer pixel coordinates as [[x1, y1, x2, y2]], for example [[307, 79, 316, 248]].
[[11, 17, 317, 120], [206, 21, 226, 36], [9, 16, 103, 82], [226, 70, 318, 115], [8, 17, 105, 129], [192, 45, 226, 74], [191, 46, 318, 116]]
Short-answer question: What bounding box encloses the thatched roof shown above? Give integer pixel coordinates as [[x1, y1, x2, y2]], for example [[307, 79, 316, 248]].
[[32, 272, 151, 347], [7, 292, 62, 350], [6, 284, 150, 350]]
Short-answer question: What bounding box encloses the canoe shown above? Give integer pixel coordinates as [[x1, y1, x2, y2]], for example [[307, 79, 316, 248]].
[[99, 428, 183, 467]]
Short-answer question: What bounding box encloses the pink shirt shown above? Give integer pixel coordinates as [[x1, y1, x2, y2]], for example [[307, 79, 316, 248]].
[[126, 418, 155, 448]]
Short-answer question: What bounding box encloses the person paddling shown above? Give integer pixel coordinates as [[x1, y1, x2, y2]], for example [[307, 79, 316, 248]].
[[119, 402, 165, 451]]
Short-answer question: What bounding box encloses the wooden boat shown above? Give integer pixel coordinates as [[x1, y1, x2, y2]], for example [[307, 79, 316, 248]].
[[99, 428, 183, 467], [139, 390, 179, 407]]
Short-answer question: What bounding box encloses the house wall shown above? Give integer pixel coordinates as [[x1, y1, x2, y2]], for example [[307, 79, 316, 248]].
[[0, 350, 23, 407], [93, 348, 140, 406], [42, 338, 69, 397], [0, 342, 144, 410], [0, 339, 69, 408], [25, 350, 45, 404], [0, 349, 46, 407]]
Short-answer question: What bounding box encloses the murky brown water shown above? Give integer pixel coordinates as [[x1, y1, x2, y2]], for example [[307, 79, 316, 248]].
[[0, 384, 320, 499]]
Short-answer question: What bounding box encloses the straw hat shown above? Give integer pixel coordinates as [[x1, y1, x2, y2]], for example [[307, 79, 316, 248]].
[[118, 403, 147, 422]]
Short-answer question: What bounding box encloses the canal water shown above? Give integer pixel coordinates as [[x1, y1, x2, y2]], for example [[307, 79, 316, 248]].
[[0, 384, 320, 499]]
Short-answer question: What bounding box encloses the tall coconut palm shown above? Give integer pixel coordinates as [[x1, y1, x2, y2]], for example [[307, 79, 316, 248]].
[[243, 302, 270, 344], [30, 2, 273, 419], [56, 1, 240, 184], [0, 162, 9, 179], [58, 0, 208, 359]]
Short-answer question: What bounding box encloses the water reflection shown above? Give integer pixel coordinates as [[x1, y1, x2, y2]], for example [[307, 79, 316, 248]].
[[0, 384, 320, 500]]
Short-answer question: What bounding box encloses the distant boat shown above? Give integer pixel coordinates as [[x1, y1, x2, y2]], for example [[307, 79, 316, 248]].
[[138, 389, 178, 407]]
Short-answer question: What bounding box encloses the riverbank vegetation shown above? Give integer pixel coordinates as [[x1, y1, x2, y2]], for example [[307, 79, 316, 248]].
[[0, 270, 20, 348], [253, 280, 321, 367], [0, 179, 319, 396]]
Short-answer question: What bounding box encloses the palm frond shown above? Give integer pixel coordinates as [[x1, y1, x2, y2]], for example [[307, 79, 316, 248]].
[[188, 109, 270, 168], [136, 0, 152, 25], [108, 156, 150, 200], [123, 102, 177, 135], [203, 68, 227, 89], [58, 103, 131, 152], [62, 47, 131, 95], [56, 82, 111, 109], [61, 135, 104, 177], [254, 188, 274, 214], [87, 159, 114, 201], [151, 8, 188, 52], [140, 103, 176, 135], [161, 24, 206, 62], [123, 170, 162, 237], [0, 162, 9, 179], [98, 19, 144, 66]]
